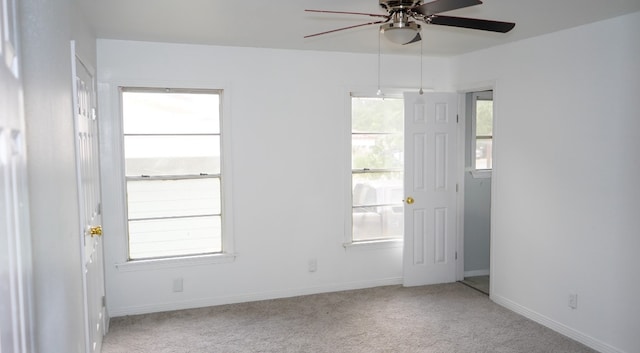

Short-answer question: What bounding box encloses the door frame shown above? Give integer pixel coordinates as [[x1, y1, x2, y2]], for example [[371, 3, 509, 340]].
[[455, 81, 497, 291]]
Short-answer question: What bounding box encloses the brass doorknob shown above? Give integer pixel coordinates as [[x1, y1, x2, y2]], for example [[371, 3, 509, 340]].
[[89, 226, 103, 237], [405, 197, 414, 205]]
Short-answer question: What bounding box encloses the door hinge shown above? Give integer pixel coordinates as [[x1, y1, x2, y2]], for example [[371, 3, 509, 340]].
[[456, 114, 459, 123], [455, 251, 458, 260], [456, 183, 459, 192], [102, 295, 106, 308]]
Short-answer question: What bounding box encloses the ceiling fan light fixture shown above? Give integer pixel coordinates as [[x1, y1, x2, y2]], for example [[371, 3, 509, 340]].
[[380, 21, 420, 44]]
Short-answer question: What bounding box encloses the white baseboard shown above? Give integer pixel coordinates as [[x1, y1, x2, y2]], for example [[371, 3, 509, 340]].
[[108, 277, 403, 317], [464, 269, 489, 277], [491, 294, 624, 353]]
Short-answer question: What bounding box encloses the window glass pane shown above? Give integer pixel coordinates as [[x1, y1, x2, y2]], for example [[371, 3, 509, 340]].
[[122, 91, 220, 134], [127, 178, 221, 219], [352, 171, 404, 241], [352, 133, 403, 170], [128, 216, 222, 259], [121, 88, 224, 260], [353, 205, 403, 241], [352, 97, 403, 133], [475, 99, 493, 137], [353, 172, 403, 206], [351, 96, 403, 242], [475, 138, 493, 169], [124, 135, 220, 176]]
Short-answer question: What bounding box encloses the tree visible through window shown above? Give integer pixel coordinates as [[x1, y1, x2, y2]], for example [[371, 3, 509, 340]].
[[351, 96, 404, 242], [121, 88, 223, 260]]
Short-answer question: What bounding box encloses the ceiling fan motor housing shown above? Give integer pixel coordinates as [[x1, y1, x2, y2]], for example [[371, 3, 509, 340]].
[[379, 0, 422, 44], [379, 0, 422, 12]]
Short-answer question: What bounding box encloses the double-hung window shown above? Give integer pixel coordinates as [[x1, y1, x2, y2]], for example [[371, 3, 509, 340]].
[[121, 88, 224, 260], [350, 95, 404, 242], [472, 90, 493, 173]]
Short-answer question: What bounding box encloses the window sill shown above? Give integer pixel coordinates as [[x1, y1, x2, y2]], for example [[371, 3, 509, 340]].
[[343, 238, 403, 251], [470, 170, 492, 179], [115, 253, 236, 272]]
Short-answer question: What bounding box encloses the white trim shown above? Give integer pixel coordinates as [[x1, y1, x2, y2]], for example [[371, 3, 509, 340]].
[[343, 239, 403, 250], [463, 269, 489, 277], [492, 294, 625, 353], [488, 84, 500, 296], [343, 88, 405, 247], [108, 277, 403, 317], [100, 78, 235, 267], [455, 93, 466, 281], [115, 253, 236, 272], [470, 170, 492, 179], [342, 89, 353, 245], [347, 85, 430, 99]]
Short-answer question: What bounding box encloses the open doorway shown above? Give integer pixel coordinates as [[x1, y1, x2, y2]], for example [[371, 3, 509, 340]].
[[461, 90, 493, 295]]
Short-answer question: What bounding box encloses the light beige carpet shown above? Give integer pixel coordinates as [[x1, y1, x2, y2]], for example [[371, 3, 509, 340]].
[[102, 283, 595, 353]]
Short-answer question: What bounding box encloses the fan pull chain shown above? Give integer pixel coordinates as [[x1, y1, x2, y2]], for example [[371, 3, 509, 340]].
[[419, 36, 424, 95], [377, 30, 382, 96]]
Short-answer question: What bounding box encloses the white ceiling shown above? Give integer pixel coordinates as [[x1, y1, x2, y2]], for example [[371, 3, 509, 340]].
[[79, 0, 640, 56]]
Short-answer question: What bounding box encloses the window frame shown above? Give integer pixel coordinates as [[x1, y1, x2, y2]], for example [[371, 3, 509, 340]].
[[470, 90, 493, 178], [119, 86, 233, 263], [345, 92, 405, 246]]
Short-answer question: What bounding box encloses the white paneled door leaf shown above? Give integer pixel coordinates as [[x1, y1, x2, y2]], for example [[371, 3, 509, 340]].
[[0, 0, 34, 351], [403, 92, 458, 286], [71, 42, 105, 353]]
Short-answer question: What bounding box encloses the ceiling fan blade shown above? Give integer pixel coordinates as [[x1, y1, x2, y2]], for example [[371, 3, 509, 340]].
[[305, 9, 389, 19], [413, 0, 482, 16], [304, 18, 390, 38], [428, 15, 515, 33], [403, 32, 422, 45]]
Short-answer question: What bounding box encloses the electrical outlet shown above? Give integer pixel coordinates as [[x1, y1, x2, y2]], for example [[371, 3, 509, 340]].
[[173, 278, 183, 292], [568, 293, 578, 309], [308, 258, 317, 273]]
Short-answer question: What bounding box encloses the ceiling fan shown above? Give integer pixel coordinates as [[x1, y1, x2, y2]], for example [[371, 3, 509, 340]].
[[305, 0, 515, 45]]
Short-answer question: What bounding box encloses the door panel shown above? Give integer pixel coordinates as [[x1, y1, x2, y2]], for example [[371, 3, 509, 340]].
[[403, 92, 458, 286], [72, 42, 105, 353], [0, 1, 34, 351]]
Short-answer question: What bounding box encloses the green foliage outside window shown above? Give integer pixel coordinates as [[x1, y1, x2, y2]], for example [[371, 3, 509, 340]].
[[475, 100, 493, 137], [352, 97, 403, 133], [352, 97, 403, 178]]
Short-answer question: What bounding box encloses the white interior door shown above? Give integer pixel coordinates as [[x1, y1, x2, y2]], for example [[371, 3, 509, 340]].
[[403, 92, 458, 286], [0, 1, 34, 351], [71, 42, 105, 353]]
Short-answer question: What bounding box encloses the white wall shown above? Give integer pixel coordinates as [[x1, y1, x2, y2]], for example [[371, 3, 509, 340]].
[[97, 39, 453, 316], [453, 11, 640, 353], [19, 0, 96, 351]]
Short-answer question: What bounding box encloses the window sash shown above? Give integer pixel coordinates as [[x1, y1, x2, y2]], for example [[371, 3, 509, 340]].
[[123, 134, 221, 176], [128, 216, 222, 260], [471, 91, 493, 171], [350, 96, 404, 243], [126, 177, 221, 219], [126, 174, 220, 181], [121, 87, 224, 260]]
